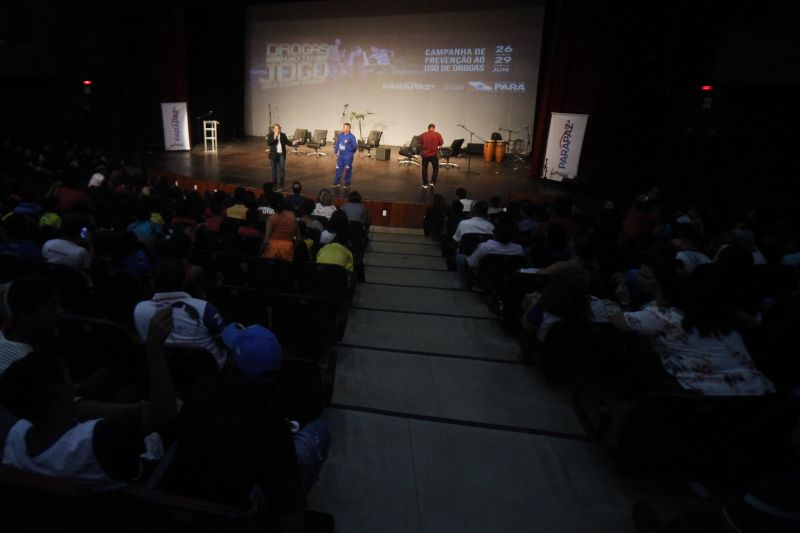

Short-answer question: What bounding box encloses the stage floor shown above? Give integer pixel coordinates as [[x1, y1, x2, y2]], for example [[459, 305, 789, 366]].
[[147, 137, 566, 227], [153, 137, 541, 200]]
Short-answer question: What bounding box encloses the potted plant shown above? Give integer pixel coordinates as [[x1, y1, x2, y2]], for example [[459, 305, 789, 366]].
[[349, 110, 373, 141]]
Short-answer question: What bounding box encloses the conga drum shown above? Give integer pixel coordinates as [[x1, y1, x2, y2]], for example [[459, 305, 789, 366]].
[[494, 142, 507, 163], [483, 140, 496, 162]]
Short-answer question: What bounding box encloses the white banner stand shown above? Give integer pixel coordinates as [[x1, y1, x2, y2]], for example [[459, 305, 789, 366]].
[[203, 120, 220, 152], [541, 112, 588, 181], [160, 102, 191, 151]]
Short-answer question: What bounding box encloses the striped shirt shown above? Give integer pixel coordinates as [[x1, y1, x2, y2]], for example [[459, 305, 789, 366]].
[[0, 332, 33, 376]]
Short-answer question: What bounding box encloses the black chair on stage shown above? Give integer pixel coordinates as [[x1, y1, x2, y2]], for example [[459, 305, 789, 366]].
[[398, 135, 421, 166], [305, 129, 328, 157], [439, 138, 464, 169], [290, 128, 309, 155], [358, 130, 383, 158]]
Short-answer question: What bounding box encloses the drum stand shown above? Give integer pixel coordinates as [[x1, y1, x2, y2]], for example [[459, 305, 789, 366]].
[[501, 127, 531, 171]]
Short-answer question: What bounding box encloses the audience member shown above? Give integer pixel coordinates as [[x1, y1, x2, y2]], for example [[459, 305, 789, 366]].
[[0, 213, 43, 265], [226, 187, 249, 220], [260, 192, 300, 262], [134, 258, 226, 367], [320, 210, 350, 246], [0, 274, 61, 375], [340, 190, 369, 227], [610, 249, 775, 396], [41, 212, 93, 270], [452, 201, 494, 243], [521, 269, 617, 341], [456, 214, 524, 290], [171, 323, 330, 528], [0, 308, 177, 490], [313, 188, 337, 219], [455, 187, 473, 213], [284, 181, 306, 215]]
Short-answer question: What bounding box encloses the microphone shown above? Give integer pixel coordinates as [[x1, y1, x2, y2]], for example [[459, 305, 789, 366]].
[[457, 124, 464, 127]]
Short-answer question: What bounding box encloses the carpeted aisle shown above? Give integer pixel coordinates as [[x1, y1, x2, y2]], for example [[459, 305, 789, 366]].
[[307, 226, 685, 533]]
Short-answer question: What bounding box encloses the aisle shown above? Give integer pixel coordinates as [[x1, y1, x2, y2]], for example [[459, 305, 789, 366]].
[[307, 226, 680, 533]]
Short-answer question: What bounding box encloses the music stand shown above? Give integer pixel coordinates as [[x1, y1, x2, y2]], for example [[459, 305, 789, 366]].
[[457, 124, 482, 176]]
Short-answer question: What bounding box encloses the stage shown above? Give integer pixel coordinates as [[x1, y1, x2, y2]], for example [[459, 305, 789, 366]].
[[147, 137, 563, 228]]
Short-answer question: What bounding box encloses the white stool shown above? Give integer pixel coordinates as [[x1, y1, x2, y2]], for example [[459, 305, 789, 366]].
[[203, 120, 219, 152]]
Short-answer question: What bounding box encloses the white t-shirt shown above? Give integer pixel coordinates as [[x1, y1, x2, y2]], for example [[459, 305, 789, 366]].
[[133, 292, 226, 367], [313, 204, 337, 219], [453, 217, 494, 243], [88, 173, 105, 187], [675, 250, 711, 274], [623, 303, 775, 396], [2, 419, 124, 491], [467, 240, 525, 270], [42, 238, 91, 270]]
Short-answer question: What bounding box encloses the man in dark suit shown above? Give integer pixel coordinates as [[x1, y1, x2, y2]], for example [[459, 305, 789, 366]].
[[266, 123, 289, 191]]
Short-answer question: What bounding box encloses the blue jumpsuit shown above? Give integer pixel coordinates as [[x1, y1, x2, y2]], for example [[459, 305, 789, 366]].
[[334, 130, 358, 186]]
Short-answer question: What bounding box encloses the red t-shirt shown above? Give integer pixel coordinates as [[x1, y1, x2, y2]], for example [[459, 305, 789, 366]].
[[419, 130, 444, 158]]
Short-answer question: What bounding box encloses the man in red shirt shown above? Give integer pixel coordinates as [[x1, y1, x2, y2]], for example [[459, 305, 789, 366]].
[[419, 123, 444, 190]]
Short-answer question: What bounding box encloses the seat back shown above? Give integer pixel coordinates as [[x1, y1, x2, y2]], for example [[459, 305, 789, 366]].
[[476, 254, 527, 291], [245, 257, 295, 301], [615, 393, 776, 476], [366, 130, 382, 146], [0, 252, 27, 282], [291, 129, 308, 145], [58, 314, 145, 394], [297, 262, 350, 307], [307, 129, 328, 149], [399, 135, 421, 157], [33, 262, 93, 314], [500, 271, 551, 327], [89, 265, 152, 326], [271, 293, 340, 350], [204, 284, 269, 327], [189, 249, 244, 285], [278, 358, 328, 423], [457, 232, 491, 256]]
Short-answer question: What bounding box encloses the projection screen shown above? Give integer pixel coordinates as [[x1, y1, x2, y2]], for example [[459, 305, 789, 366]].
[[245, 3, 544, 149]]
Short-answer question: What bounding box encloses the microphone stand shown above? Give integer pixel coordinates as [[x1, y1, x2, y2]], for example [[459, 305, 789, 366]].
[[458, 124, 483, 176], [340, 104, 349, 128], [193, 111, 213, 150], [265, 105, 272, 152]]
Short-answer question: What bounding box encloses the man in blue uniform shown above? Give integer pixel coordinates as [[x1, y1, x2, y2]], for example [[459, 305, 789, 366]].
[[333, 122, 358, 189]]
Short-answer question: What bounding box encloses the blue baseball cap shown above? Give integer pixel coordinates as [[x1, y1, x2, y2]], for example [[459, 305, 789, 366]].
[[222, 323, 282, 377]]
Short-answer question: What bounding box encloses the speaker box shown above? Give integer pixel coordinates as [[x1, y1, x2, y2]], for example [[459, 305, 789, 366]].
[[375, 147, 391, 161]]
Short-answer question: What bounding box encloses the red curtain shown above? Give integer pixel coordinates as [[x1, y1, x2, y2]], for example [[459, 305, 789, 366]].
[[530, 0, 629, 180]]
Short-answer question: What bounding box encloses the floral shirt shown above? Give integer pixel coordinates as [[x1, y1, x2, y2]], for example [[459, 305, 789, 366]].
[[623, 303, 775, 396]]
